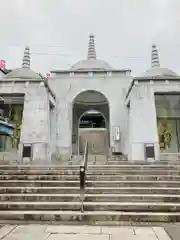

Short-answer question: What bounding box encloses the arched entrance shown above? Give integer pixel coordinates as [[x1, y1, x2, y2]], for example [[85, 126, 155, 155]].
[[72, 90, 110, 155], [79, 110, 106, 128]]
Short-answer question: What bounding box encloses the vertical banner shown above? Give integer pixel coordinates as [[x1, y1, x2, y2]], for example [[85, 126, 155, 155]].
[[0, 60, 6, 70], [46, 72, 51, 80]]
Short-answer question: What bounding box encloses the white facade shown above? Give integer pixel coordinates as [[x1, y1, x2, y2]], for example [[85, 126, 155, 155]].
[[0, 69, 6, 80], [49, 70, 132, 159], [0, 38, 180, 162]]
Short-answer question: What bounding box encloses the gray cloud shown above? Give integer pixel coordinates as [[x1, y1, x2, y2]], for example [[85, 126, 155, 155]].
[[0, 0, 179, 76]]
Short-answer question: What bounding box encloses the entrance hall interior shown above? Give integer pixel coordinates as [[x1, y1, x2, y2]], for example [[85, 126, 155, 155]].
[[72, 90, 109, 155]]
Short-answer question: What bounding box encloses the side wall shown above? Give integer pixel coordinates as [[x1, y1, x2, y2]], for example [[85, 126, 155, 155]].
[[128, 81, 180, 161], [20, 82, 51, 162], [129, 84, 159, 160], [0, 81, 52, 162]]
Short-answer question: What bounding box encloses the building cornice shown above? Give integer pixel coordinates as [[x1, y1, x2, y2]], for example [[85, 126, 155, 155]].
[[50, 69, 132, 74], [126, 77, 180, 100], [0, 79, 56, 100]]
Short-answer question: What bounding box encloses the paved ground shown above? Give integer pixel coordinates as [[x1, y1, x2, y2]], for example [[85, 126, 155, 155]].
[[0, 224, 172, 240]]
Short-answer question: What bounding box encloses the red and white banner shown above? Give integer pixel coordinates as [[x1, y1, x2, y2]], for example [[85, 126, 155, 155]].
[[46, 72, 51, 79], [0, 60, 6, 70]]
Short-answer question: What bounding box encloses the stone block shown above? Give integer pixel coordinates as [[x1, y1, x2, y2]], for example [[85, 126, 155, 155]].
[[47, 234, 109, 240], [134, 227, 155, 236], [46, 226, 101, 234], [0, 225, 17, 238], [101, 226, 134, 235], [152, 227, 171, 240]]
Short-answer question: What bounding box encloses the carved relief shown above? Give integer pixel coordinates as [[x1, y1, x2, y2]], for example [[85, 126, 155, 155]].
[[157, 119, 172, 150]]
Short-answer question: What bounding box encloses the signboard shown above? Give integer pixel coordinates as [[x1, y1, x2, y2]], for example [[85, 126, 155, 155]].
[[113, 126, 120, 141]]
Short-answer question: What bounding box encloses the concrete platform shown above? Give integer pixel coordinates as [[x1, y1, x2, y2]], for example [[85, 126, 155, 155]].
[[0, 224, 171, 240]]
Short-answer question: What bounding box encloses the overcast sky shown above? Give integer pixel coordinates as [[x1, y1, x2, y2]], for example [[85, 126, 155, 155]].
[[0, 0, 180, 76]]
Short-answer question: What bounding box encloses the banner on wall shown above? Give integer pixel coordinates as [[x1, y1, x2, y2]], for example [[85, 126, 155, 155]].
[[46, 72, 51, 79], [0, 60, 6, 70]]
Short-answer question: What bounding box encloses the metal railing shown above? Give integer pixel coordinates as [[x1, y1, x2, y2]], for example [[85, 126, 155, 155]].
[[79, 140, 88, 212]]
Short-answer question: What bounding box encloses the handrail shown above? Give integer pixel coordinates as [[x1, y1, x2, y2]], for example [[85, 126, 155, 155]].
[[79, 140, 88, 212]]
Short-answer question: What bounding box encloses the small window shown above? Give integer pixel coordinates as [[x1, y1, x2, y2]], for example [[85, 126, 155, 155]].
[[88, 72, 93, 76], [134, 80, 139, 85], [70, 72, 74, 76], [22, 144, 32, 158], [107, 72, 112, 76]]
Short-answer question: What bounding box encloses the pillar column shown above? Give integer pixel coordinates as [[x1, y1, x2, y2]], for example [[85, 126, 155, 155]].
[[56, 99, 72, 160], [129, 85, 159, 161], [20, 83, 51, 163]]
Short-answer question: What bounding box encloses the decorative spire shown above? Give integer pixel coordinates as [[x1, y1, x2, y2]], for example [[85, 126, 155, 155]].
[[22, 46, 30, 68], [87, 33, 96, 60], [151, 44, 160, 68]]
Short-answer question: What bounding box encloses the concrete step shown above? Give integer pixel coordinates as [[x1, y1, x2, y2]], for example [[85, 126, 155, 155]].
[[1, 174, 180, 181], [82, 202, 180, 212], [2, 186, 180, 194], [0, 180, 79, 187], [0, 162, 179, 169], [0, 210, 179, 223], [85, 194, 180, 202], [1, 180, 180, 187], [86, 180, 180, 187], [0, 201, 81, 210], [87, 175, 180, 181], [0, 165, 80, 170], [0, 169, 179, 175], [86, 187, 180, 195], [1, 186, 180, 194], [104, 160, 180, 165], [1, 193, 180, 202], [0, 186, 80, 194], [0, 201, 180, 212], [0, 175, 79, 181]]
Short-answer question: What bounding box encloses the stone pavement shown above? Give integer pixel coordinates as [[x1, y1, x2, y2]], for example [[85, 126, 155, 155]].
[[0, 224, 172, 240]]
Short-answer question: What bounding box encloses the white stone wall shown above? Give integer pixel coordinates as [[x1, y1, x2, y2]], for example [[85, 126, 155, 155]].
[[128, 81, 180, 161], [20, 82, 51, 162], [0, 71, 5, 80], [129, 84, 159, 160], [48, 72, 132, 158], [0, 80, 52, 162]]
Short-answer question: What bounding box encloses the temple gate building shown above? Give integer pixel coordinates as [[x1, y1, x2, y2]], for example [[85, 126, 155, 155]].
[[0, 35, 180, 162]]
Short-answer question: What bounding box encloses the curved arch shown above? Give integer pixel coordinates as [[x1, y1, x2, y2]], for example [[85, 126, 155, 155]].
[[78, 109, 107, 129], [72, 90, 109, 105], [72, 90, 110, 155]]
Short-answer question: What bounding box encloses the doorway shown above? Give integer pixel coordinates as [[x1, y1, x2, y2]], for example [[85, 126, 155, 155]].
[[78, 110, 108, 155], [72, 90, 110, 155]]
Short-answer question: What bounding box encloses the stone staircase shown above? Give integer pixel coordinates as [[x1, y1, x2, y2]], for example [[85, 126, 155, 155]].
[[0, 159, 180, 224]]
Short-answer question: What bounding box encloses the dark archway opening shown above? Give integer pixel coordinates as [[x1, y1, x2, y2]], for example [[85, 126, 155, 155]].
[[79, 110, 106, 128], [72, 90, 110, 155]]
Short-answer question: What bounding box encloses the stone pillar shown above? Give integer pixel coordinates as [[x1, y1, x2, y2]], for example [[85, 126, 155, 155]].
[[49, 106, 57, 158], [20, 83, 51, 163], [110, 101, 121, 153], [56, 99, 72, 161], [129, 85, 159, 161]]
